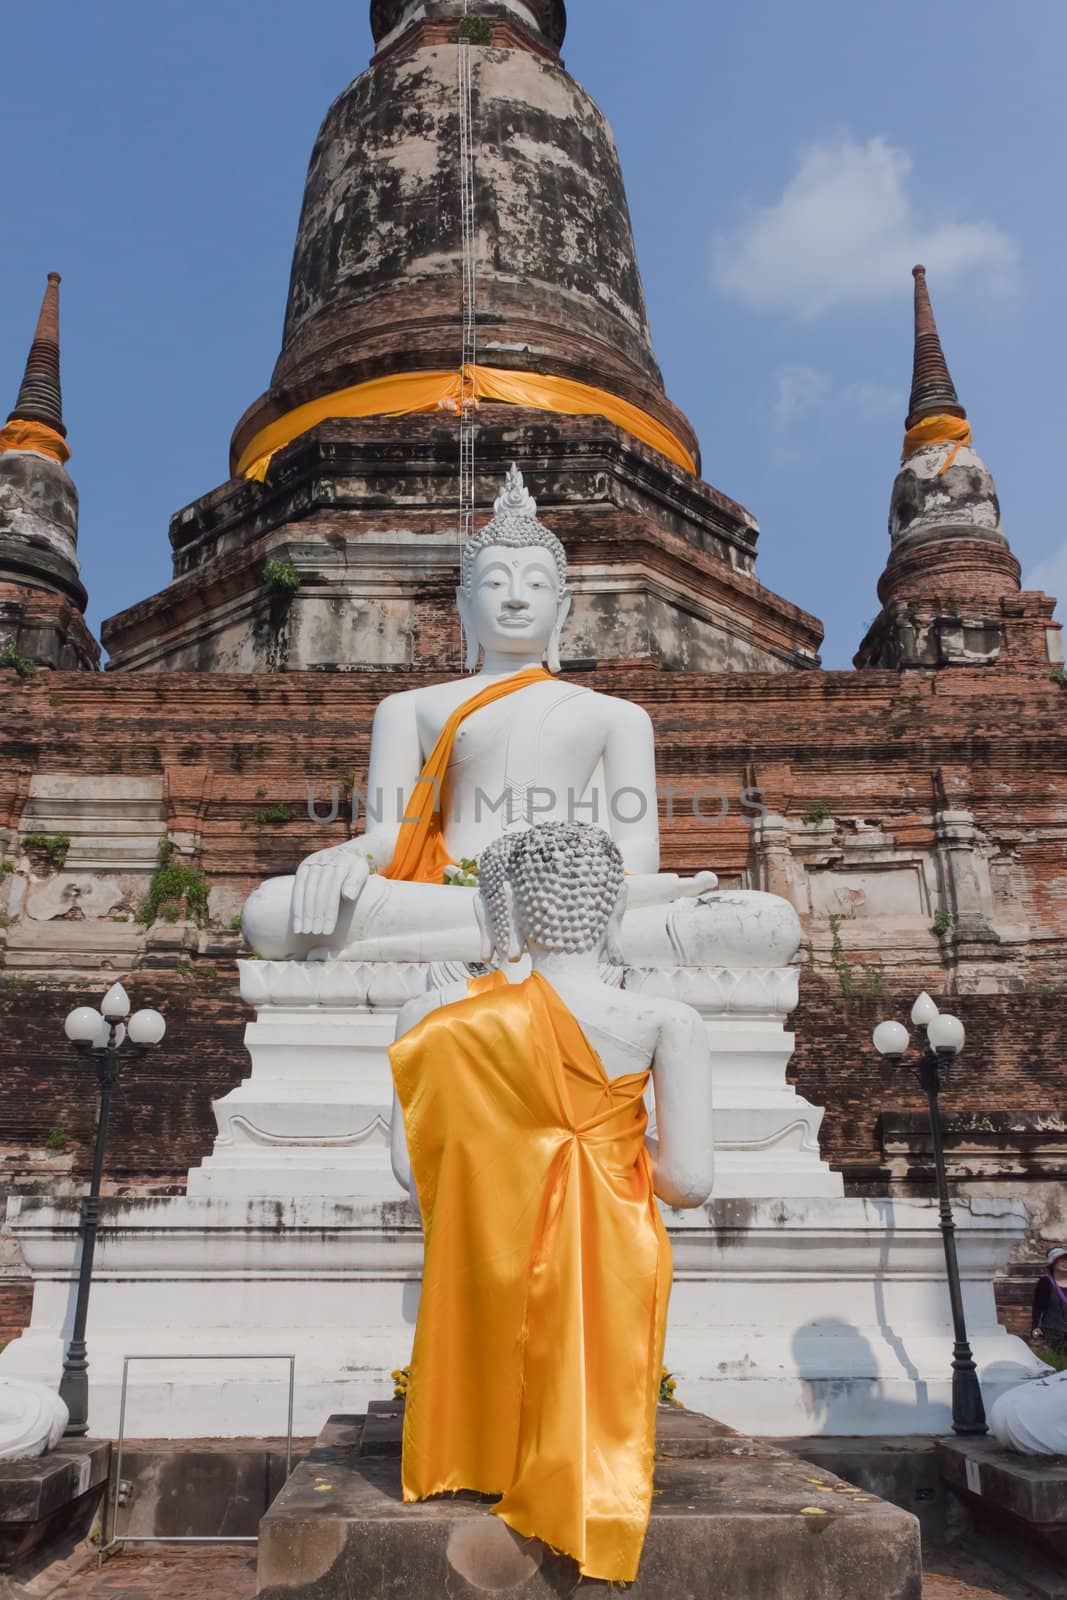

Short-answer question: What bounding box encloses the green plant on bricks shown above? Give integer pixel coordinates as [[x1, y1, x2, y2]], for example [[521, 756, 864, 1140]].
[[263, 558, 301, 596], [22, 833, 71, 871], [138, 840, 210, 926], [458, 15, 493, 42], [828, 914, 854, 998], [0, 639, 37, 678]]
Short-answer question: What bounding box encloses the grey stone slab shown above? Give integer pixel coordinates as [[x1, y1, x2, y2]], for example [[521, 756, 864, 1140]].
[[358, 1401, 403, 1459], [0, 1443, 109, 1527], [257, 1411, 922, 1599], [779, 1436, 948, 1541], [939, 1437, 1067, 1527], [0, 1441, 109, 1571], [116, 1440, 299, 1540]]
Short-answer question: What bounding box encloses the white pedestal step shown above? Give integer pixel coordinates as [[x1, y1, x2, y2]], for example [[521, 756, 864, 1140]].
[[187, 961, 842, 1202], [0, 1194, 1041, 1440]]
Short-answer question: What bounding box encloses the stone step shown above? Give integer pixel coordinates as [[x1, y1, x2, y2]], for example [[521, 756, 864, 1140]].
[[257, 1407, 922, 1599], [939, 1438, 1067, 1599]]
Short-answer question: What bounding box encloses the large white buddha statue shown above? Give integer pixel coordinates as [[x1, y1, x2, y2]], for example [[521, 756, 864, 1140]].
[[242, 467, 800, 972]]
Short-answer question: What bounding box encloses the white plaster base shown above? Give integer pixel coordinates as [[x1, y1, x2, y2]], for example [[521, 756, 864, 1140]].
[[0, 1195, 1041, 1440], [189, 960, 841, 1201]]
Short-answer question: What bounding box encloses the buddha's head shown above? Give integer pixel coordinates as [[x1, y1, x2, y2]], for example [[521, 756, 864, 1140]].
[[478, 822, 626, 963], [458, 466, 571, 672]]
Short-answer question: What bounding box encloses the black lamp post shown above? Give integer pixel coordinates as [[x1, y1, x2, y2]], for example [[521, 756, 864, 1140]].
[[873, 992, 988, 1437], [60, 983, 166, 1437]]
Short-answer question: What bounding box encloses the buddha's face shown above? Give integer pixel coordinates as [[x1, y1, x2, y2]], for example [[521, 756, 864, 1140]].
[[459, 543, 570, 658]]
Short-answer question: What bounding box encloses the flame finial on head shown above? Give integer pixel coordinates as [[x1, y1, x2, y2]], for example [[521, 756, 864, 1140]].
[[493, 463, 539, 521]]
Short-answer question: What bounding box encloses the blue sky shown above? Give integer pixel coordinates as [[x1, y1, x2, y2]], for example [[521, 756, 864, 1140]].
[[2, 0, 1064, 667]]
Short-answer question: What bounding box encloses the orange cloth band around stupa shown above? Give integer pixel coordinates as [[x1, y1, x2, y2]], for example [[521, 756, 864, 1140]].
[[902, 414, 973, 475], [237, 365, 696, 482], [380, 666, 554, 884], [0, 419, 70, 465]]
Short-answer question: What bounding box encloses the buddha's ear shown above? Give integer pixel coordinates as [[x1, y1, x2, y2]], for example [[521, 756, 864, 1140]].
[[603, 882, 628, 966], [546, 590, 572, 675], [472, 893, 493, 963], [456, 590, 480, 672], [503, 881, 524, 963], [479, 876, 522, 963]]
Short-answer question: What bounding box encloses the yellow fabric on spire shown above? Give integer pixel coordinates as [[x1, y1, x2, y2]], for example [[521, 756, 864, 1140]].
[[0, 420, 70, 465], [902, 415, 973, 476], [237, 365, 696, 482], [380, 667, 554, 884], [389, 970, 671, 1583]]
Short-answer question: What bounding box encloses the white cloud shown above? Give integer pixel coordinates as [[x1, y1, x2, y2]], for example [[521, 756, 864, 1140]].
[[774, 363, 830, 424], [852, 382, 904, 420], [772, 365, 904, 431], [713, 135, 1020, 318], [1025, 541, 1067, 614]]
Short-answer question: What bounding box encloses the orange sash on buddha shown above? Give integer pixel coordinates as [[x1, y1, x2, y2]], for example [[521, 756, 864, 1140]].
[[389, 972, 671, 1583], [379, 667, 554, 885]]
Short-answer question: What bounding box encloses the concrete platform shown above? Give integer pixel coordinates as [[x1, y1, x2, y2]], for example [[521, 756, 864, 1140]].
[[0, 1440, 110, 1571], [939, 1438, 1067, 1597], [257, 1406, 922, 1599], [939, 1436, 1067, 1528]]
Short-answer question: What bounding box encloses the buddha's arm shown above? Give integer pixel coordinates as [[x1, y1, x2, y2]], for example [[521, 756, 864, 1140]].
[[390, 982, 469, 1193], [601, 701, 660, 875], [293, 692, 422, 936], [361, 691, 423, 859], [646, 1004, 714, 1209]]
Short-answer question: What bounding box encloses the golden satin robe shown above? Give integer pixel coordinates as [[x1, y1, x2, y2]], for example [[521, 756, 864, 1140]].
[[389, 971, 671, 1584], [379, 667, 553, 886]]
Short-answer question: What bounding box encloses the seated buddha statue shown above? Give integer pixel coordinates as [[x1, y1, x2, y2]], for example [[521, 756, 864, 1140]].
[[389, 822, 715, 1584], [242, 467, 800, 971]]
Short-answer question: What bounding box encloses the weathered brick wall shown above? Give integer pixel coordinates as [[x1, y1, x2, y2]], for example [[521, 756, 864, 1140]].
[[1, 662, 1064, 1345], [0, 973, 246, 1186], [791, 987, 1067, 1182]]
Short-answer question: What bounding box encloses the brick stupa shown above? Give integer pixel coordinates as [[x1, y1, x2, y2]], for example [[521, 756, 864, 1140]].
[[101, 0, 822, 674], [856, 266, 1058, 671], [0, 274, 98, 671]]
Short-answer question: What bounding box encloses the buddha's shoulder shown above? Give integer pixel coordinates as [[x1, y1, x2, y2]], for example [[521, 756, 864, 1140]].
[[611, 986, 703, 1031], [371, 680, 457, 723], [577, 688, 652, 732]]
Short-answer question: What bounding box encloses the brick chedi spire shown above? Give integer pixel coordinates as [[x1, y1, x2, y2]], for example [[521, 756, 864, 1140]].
[[906, 264, 966, 428], [7, 272, 66, 437], [855, 267, 1060, 672], [0, 275, 99, 671], [101, 2, 822, 674], [371, 0, 566, 51]]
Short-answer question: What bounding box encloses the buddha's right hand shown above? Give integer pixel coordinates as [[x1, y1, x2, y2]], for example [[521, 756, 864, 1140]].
[[292, 844, 371, 937]]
